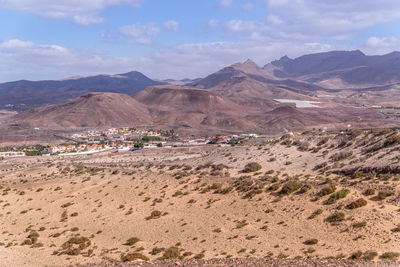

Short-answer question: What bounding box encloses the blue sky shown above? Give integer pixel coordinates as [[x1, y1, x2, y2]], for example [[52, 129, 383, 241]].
[[0, 0, 400, 82]]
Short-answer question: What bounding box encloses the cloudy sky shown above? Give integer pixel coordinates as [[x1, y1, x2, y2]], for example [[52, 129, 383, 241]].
[[1, 0, 400, 82]]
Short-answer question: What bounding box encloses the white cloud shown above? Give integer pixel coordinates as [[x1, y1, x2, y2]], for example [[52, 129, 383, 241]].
[[72, 13, 104, 26], [0, 39, 35, 49], [219, 0, 233, 8], [0, 0, 141, 25], [366, 37, 398, 48], [0, 38, 338, 82], [364, 36, 399, 54], [164, 20, 179, 32], [241, 2, 254, 11], [223, 0, 400, 41], [208, 19, 220, 28], [119, 24, 161, 44]]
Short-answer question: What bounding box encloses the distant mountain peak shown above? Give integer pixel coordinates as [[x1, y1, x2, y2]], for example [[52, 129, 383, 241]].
[[271, 55, 293, 67], [353, 49, 365, 55], [232, 58, 258, 67], [280, 55, 292, 61], [243, 58, 257, 65], [230, 59, 264, 76], [120, 70, 147, 77]]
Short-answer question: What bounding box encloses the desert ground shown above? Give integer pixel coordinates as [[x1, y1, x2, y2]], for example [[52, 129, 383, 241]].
[[1, 129, 400, 266]]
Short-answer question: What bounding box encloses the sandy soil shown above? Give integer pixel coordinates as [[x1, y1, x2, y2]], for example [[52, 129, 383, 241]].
[[1, 130, 400, 266]]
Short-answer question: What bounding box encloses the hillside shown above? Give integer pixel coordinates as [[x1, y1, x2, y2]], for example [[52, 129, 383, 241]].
[[133, 85, 256, 132], [12, 92, 151, 129], [0, 71, 164, 110], [190, 60, 325, 106], [250, 106, 340, 132], [4, 89, 394, 137], [8, 88, 254, 132], [1, 129, 400, 266], [133, 85, 243, 112]]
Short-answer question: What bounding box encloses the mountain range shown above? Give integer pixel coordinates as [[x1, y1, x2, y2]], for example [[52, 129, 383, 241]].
[[266, 50, 400, 89], [2, 50, 400, 135], [0, 71, 164, 109], [11, 85, 345, 134]]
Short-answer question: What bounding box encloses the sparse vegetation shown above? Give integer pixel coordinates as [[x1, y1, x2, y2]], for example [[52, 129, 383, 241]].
[[242, 162, 262, 173], [159, 246, 180, 260], [2, 128, 400, 265], [324, 189, 350, 205], [347, 198, 367, 209], [380, 252, 400, 260], [124, 237, 140, 246], [303, 239, 318, 245], [279, 180, 303, 195], [326, 212, 345, 223], [121, 252, 149, 262], [353, 221, 367, 228]]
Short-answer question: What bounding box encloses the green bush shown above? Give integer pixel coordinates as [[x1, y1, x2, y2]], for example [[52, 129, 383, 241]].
[[380, 252, 400, 260], [326, 212, 345, 223], [324, 189, 350, 204], [124, 237, 140, 246], [279, 181, 303, 195], [352, 221, 367, 228], [317, 184, 336, 197], [159, 246, 180, 260], [121, 252, 149, 262], [308, 209, 323, 219]]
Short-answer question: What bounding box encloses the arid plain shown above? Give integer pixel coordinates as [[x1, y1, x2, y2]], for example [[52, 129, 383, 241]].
[[1, 129, 400, 266]]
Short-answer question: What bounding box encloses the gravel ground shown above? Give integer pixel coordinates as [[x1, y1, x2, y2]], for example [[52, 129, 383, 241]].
[[76, 258, 399, 267]]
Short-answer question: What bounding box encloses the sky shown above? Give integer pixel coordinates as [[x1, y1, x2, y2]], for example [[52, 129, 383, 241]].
[[1, 0, 400, 82]]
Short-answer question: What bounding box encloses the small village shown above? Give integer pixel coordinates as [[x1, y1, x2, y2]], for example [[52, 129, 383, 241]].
[[0, 127, 283, 158]]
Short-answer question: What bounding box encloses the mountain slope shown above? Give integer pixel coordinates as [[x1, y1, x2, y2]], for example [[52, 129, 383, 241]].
[[265, 50, 400, 88], [134, 85, 243, 112], [190, 60, 322, 106], [133, 85, 256, 132], [0, 71, 165, 109], [12, 92, 151, 129], [249, 105, 341, 132]]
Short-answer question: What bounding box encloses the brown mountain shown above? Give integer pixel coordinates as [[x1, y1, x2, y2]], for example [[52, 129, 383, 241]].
[[250, 106, 340, 132], [133, 85, 243, 112], [7, 85, 390, 135], [10, 87, 255, 132], [6, 50, 400, 135], [133, 85, 256, 132], [190, 60, 323, 107], [12, 92, 151, 129]]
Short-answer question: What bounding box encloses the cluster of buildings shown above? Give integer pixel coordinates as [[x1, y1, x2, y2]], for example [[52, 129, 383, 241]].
[[71, 128, 162, 142], [47, 143, 105, 154], [0, 129, 262, 158]]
